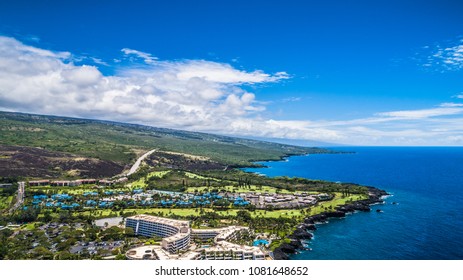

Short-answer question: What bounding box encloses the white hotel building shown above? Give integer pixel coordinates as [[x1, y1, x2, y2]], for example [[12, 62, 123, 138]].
[[125, 214, 268, 260], [126, 215, 191, 254]]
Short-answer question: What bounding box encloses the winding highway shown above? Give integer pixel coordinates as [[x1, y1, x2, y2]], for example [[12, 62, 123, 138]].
[[9, 181, 25, 213], [127, 149, 156, 176]]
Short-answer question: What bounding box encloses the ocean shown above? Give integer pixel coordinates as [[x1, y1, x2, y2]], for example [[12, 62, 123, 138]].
[[243, 147, 463, 260]]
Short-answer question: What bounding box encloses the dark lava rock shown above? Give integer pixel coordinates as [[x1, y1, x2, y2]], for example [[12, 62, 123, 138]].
[[0, 145, 124, 178], [337, 205, 355, 213], [289, 239, 304, 250], [305, 214, 327, 224], [273, 248, 289, 260], [273, 186, 390, 260], [352, 202, 371, 212], [325, 211, 346, 218], [289, 228, 313, 240], [300, 223, 317, 231], [278, 243, 298, 254]]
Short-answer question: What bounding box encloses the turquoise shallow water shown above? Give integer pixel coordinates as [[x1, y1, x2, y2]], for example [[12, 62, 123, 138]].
[[243, 147, 463, 260]]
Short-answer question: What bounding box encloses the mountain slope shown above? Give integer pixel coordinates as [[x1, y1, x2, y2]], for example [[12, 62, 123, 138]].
[[0, 111, 331, 168]]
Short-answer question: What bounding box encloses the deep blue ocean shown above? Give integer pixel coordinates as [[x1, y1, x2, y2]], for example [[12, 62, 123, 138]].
[[243, 147, 463, 260]]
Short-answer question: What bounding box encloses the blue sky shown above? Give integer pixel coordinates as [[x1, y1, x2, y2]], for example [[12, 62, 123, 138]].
[[1, 0, 463, 145]]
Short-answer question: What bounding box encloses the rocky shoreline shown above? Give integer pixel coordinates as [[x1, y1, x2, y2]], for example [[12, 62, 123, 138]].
[[273, 187, 389, 260]]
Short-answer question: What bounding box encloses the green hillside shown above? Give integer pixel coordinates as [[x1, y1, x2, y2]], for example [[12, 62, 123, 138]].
[[0, 111, 330, 166]]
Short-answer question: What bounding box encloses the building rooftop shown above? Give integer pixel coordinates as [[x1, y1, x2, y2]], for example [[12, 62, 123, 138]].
[[203, 241, 265, 256], [152, 247, 176, 260], [128, 214, 190, 228], [163, 232, 190, 243], [125, 245, 160, 260]]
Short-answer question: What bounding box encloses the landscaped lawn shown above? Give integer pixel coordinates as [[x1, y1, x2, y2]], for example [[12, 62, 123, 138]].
[[71, 208, 213, 218], [309, 193, 367, 215], [148, 170, 171, 179], [67, 207, 306, 219], [184, 172, 220, 181], [0, 195, 13, 210], [185, 185, 297, 194]]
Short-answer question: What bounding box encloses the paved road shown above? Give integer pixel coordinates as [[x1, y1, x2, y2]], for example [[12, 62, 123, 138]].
[[10, 181, 25, 213], [127, 149, 156, 176]]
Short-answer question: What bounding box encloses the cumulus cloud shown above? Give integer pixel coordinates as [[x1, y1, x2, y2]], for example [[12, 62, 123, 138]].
[[0, 36, 297, 139], [61, 66, 102, 87], [1, 35, 463, 146]]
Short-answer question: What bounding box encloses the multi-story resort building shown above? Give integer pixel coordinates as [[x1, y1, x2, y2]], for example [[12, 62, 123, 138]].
[[201, 241, 265, 260], [191, 225, 246, 242], [125, 215, 191, 254], [125, 214, 269, 260]]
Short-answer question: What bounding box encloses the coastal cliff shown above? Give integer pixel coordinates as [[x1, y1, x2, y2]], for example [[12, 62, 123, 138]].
[[273, 187, 388, 260]]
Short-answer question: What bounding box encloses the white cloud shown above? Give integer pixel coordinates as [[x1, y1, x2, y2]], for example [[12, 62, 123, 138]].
[[61, 65, 102, 87], [0, 36, 293, 139], [1, 36, 463, 146], [121, 48, 158, 64], [90, 57, 109, 66], [424, 39, 463, 71], [377, 105, 463, 119], [439, 102, 463, 107]]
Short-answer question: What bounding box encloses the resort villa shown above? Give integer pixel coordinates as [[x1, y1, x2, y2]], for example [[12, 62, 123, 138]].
[[125, 214, 268, 260]]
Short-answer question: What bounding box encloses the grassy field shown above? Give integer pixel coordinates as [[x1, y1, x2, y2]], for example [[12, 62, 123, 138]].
[[127, 170, 174, 190], [71, 208, 306, 218], [184, 172, 220, 181], [0, 195, 13, 210], [21, 222, 39, 230], [185, 185, 298, 194], [309, 193, 368, 215], [68, 208, 207, 218], [148, 171, 171, 178]]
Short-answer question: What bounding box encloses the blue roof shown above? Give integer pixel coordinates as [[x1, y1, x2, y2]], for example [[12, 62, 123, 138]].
[[196, 200, 210, 205], [160, 200, 174, 206], [83, 191, 98, 196], [177, 201, 192, 206], [234, 201, 250, 206], [51, 194, 72, 200]]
